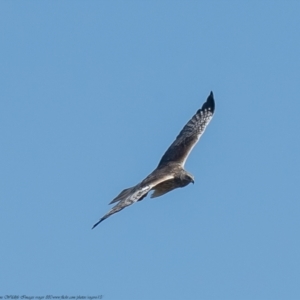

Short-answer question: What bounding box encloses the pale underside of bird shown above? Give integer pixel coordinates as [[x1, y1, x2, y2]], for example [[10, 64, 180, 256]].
[[92, 92, 215, 228]]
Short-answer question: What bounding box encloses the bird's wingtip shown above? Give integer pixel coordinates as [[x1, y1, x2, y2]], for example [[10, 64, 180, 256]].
[[200, 91, 215, 113], [92, 219, 102, 229]]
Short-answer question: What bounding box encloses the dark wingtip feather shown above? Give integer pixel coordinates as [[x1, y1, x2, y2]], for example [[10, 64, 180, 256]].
[[91, 218, 104, 229], [201, 91, 215, 113]]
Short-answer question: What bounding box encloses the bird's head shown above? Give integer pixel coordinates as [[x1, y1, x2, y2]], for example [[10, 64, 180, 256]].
[[180, 171, 194, 186]]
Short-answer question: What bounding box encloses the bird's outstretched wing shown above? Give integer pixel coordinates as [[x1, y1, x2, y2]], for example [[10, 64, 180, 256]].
[[158, 92, 215, 167], [92, 172, 174, 228], [92, 92, 215, 228]]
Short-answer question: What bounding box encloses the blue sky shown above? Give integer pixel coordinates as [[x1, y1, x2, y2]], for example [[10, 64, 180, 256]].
[[1, 1, 300, 299]]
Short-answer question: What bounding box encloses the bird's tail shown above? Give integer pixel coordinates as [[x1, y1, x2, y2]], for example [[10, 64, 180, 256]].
[[92, 184, 151, 229], [109, 186, 135, 204]]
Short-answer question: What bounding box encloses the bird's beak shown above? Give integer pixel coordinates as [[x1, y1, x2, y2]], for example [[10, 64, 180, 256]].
[[192, 179, 194, 184]]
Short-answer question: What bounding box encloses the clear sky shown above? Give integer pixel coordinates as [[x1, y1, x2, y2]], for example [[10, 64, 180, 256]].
[[1, 1, 300, 299]]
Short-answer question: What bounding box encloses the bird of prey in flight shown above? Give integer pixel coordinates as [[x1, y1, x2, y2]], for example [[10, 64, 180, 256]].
[[92, 92, 215, 228]]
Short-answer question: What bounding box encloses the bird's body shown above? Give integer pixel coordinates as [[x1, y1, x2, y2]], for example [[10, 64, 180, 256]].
[[92, 92, 215, 228]]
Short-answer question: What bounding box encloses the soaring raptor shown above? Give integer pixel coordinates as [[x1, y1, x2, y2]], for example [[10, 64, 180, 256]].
[[92, 92, 215, 228]]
